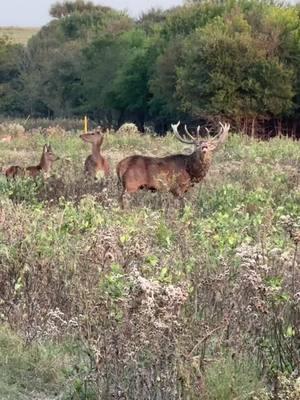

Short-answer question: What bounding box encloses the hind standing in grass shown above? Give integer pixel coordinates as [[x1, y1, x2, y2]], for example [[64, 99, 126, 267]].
[[80, 127, 110, 179], [5, 144, 59, 179]]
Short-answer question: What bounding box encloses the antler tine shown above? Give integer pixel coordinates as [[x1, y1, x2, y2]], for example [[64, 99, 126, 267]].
[[210, 122, 227, 141], [171, 121, 194, 145], [219, 122, 230, 132], [220, 122, 230, 144], [205, 127, 211, 138], [171, 121, 180, 131], [210, 121, 230, 144], [184, 124, 197, 142], [196, 125, 201, 140]]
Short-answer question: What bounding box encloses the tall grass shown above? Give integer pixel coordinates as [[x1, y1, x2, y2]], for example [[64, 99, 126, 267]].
[[0, 127, 299, 399]]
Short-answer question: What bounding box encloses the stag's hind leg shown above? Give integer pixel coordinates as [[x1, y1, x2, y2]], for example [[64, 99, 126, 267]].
[[5, 165, 25, 179], [119, 187, 126, 209]]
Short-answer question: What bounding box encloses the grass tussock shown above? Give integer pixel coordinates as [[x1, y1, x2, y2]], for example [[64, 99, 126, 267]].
[[0, 127, 299, 399]]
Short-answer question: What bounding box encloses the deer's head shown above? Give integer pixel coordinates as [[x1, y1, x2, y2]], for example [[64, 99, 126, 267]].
[[43, 144, 59, 162], [80, 126, 104, 146]]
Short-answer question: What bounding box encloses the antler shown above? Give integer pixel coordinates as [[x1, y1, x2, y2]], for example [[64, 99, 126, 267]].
[[171, 121, 195, 145], [172, 121, 230, 148], [184, 124, 201, 141], [216, 122, 230, 142], [184, 125, 197, 142], [209, 122, 230, 147], [205, 127, 211, 137]]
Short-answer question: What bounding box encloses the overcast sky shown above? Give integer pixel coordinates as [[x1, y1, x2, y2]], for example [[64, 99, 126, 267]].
[[0, 0, 183, 27]]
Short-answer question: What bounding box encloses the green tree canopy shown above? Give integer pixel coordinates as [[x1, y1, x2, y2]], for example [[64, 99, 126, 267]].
[[1, 0, 300, 134]]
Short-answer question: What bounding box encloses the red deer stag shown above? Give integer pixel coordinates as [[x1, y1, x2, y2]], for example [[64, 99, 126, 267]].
[[5, 144, 59, 179], [80, 127, 110, 179], [116, 121, 230, 208]]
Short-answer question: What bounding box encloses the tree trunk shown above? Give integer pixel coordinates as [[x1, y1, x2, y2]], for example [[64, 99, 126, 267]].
[[243, 117, 248, 136], [277, 119, 282, 137], [251, 117, 256, 138], [292, 120, 297, 138]]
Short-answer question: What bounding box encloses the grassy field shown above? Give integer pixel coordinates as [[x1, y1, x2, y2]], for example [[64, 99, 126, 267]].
[[0, 27, 39, 44], [0, 123, 299, 399]]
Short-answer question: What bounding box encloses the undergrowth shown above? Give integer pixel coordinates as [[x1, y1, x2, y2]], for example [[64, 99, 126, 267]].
[[0, 128, 299, 399]]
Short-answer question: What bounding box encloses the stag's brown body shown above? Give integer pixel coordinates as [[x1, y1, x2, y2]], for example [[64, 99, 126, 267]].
[[5, 145, 58, 179], [80, 128, 110, 179], [117, 152, 212, 193], [117, 122, 230, 207]]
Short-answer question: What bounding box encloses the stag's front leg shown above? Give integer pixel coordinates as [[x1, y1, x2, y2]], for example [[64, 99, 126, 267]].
[[172, 174, 190, 214], [170, 188, 185, 215]]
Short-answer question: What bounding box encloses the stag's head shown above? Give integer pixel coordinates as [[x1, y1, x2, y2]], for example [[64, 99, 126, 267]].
[[171, 121, 230, 156], [80, 126, 103, 144]]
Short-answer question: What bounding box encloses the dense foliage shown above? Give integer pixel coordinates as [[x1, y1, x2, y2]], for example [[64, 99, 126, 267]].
[[1, 0, 300, 133]]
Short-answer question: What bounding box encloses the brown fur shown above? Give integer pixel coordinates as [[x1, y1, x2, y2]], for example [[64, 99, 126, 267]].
[[5, 145, 58, 179], [80, 128, 110, 179], [117, 122, 229, 208], [0, 135, 12, 143]]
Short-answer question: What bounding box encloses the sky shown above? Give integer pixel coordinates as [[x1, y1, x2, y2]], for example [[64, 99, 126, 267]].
[[0, 0, 183, 27]]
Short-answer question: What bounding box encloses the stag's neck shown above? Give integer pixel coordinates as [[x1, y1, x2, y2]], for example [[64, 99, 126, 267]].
[[187, 151, 213, 181]]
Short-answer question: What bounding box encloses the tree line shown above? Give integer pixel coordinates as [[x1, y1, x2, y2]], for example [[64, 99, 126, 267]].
[[1, 0, 300, 135]]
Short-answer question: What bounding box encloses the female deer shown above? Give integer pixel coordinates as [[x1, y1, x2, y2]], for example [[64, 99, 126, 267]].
[[5, 144, 59, 179], [80, 127, 110, 179]]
